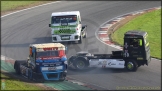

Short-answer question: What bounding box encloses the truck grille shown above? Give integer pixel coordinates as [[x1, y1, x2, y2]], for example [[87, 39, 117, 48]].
[[47, 73, 58, 79], [59, 29, 71, 33]]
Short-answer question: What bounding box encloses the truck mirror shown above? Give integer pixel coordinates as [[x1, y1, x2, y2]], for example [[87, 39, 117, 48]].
[[49, 24, 51, 27]]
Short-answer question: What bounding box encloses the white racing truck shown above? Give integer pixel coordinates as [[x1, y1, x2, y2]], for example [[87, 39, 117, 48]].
[[49, 11, 87, 44], [68, 30, 151, 71]]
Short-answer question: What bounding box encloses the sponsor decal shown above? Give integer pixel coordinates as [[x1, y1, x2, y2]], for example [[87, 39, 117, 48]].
[[108, 62, 111, 65], [111, 63, 116, 65], [103, 60, 107, 64], [98, 62, 102, 65], [119, 63, 124, 65]]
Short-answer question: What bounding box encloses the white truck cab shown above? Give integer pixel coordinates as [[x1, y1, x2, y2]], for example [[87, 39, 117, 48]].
[[49, 11, 87, 43]]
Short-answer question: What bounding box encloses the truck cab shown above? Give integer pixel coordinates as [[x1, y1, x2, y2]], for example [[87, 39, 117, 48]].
[[14, 43, 67, 82], [123, 30, 151, 67], [49, 11, 87, 43]]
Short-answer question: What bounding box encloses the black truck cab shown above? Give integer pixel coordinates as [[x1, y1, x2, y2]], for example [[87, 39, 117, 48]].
[[123, 30, 151, 66]]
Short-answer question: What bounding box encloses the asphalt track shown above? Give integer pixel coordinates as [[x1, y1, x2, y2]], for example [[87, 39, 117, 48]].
[[1, 1, 161, 90]]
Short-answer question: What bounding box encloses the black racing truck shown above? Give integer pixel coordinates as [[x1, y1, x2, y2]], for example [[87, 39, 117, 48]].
[[68, 30, 151, 71]]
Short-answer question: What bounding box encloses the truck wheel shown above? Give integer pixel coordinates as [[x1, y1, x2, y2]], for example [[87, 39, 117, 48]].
[[126, 60, 138, 72], [78, 36, 82, 44], [14, 61, 21, 75], [74, 57, 88, 70], [14, 60, 25, 75]]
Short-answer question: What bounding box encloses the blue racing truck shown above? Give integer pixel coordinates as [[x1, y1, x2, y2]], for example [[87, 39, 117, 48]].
[[14, 43, 67, 82]]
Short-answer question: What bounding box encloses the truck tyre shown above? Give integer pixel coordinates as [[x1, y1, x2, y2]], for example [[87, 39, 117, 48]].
[[14, 61, 21, 75], [78, 36, 82, 44], [68, 56, 75, 68], [126, 60, 138, 72], [74, 57, 88, 70]]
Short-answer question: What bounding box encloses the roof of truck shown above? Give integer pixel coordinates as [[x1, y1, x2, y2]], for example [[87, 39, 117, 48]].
[[125, 30, 147, 36], [51, 11, 80, 16], [30, 43, 65, 48]]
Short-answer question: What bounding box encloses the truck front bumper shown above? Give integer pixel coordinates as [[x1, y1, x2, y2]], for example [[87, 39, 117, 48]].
[[52, 34, 80, 42], [32, 71, 67, 81]]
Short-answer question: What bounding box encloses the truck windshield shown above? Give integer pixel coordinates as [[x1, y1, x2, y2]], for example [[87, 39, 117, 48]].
[[51, 15, 77, 24], [36, 51, 59, 58]]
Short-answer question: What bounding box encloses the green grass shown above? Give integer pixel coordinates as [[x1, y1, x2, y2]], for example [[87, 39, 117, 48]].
[[1, 73, 45, 90], [1, 1, 53, 12], [111, 9, 161, 59]]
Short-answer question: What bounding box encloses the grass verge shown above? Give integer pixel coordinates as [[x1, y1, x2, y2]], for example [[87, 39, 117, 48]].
[[1, 73, 46, 90], [111, 9, 161, 59]]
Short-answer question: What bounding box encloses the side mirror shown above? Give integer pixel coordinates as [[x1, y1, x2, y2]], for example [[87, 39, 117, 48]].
[[49, 24, 51, 27]]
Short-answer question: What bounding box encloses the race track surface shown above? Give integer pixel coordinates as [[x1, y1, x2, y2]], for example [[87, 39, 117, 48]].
[[1, 1, 161, 90]]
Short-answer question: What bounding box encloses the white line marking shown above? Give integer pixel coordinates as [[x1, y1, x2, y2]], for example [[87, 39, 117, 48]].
[[1, 1, 61, 18]]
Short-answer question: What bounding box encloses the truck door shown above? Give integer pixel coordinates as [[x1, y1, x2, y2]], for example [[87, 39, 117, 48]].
[[29, 47, 36, 70], [124, 38, 145, 58]]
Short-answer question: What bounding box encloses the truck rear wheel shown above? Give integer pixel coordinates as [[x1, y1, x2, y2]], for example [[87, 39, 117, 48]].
[[14, 61, 21, 75], [126, 60, 138, 72], [74, 57, 88, 70]]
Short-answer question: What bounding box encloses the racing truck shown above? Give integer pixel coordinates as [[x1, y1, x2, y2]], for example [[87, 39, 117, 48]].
[[14, 43, 68, 82], [68, 30, 151, 71], [49, 11, 87, 44]]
